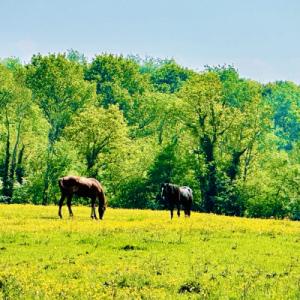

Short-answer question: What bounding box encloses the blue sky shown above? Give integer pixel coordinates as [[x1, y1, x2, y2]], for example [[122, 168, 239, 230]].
[[1, 0, 300, 83]]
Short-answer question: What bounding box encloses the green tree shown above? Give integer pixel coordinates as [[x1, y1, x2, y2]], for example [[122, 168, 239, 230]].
[[179, 68, 270, 214], [64, 104, 129, 175], [128, 91, 182, 142], [63, 104, 142, 203], [66, 49, 87, 65], [178, 72, 222, 212], [263, 81, 300, 150], [150, 60, 192, 93], [85, 54, 148, 116], [0, 65, 15, 200], [26, 54, 95, 204], [0, 64, 44, 201]]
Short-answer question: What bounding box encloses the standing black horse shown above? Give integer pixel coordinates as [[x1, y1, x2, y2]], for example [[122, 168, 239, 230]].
[[161, 183, 193, 219]]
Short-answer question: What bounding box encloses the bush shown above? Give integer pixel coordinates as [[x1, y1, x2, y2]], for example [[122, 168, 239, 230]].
[[287, 198, 300, 220], [111, 178, 160, 209], [245, 196, 287, 219]]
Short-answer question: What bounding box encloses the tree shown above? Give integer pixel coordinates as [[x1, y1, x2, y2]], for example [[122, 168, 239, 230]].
[[26, 54, 96, 204], [66, 49, 87, 65], [128, 91, 182, 142], [64, 105, 129, 174], [0, 64, 41, 201], [63, 104, 141, 202], [263, 81, 300, 150], [85, 54, 148, 116], [179, 67, 270, 214], [178, 72, 222, 212], [150, 60, 192, 93], [0, 65, 14, 200]]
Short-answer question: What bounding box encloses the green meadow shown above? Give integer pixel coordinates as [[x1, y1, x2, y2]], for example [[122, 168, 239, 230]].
[[0, 204, 299, 299]]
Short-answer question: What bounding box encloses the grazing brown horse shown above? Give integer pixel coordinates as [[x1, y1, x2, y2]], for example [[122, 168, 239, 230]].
[[58, 175, 106, 219], [161, 183, 193, 219]]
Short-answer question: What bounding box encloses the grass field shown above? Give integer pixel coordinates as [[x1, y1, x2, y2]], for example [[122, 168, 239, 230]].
[[0, 205, 299, 299]]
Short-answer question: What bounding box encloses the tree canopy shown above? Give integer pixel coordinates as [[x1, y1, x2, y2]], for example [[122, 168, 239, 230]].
[[0, 52, 300, 220]]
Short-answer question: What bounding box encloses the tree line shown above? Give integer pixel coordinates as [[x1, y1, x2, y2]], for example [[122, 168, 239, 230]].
[[0, 50, 300, 220]]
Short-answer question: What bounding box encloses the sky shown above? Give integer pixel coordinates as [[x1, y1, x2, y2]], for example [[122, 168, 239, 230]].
[[1, 0, 300, 83]]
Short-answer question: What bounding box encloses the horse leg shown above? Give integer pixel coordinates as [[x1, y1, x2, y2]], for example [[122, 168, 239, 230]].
[[176, 190, 181, 218], [187, 197, 192, 217], [183, 203, 188, 217], [58, 194, 65, 218], [177, 204, 180, 218], [184, 208, 189, 217], [188, 204, 191, 217], [90, 198, 94, 219], [67, 195, 73, 217], [170, 203, 174, 219], [91, 197, 97, 219], [186, 202, 191, 217]]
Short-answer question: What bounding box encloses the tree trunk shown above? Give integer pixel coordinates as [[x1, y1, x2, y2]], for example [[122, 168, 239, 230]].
[[7, 121, 22, 199], [42, 145, 52, 205], [199, 134, 217, 212], [42, 128, 56, 205], [2, 110, 11, 201], [16, 145, 25, 184], [226, 148, 247, 182], [243, 146, 253, 182], [2, 132, 11, 200]]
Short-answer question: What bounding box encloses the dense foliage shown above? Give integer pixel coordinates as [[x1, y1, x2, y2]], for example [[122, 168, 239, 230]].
[[1, 52, 300, 219]]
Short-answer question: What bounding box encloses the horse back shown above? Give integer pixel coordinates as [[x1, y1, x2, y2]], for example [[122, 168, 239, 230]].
[[179, 186, 193, 205], [59, 176, 104, 198]]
